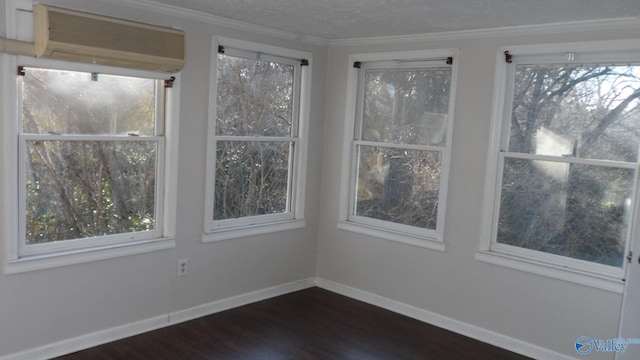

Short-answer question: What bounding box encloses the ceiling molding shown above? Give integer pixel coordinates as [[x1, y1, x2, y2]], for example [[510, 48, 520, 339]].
[[329, 17, 640, 47], [97, 0, 329, 46], [93, 0, 639, 48]]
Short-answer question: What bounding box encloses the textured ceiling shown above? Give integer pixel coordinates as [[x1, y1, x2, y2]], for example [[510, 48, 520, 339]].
[[146, 0, 640, 40]]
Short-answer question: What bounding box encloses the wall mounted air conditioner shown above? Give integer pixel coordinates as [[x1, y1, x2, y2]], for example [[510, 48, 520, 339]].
[[32, 4, 185, 73]]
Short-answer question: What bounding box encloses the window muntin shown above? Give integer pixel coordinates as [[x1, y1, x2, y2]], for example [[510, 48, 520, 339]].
[[495, 61, 640, 269], [211, 47, 301, 226], [18, 67, 164, 256], [349, 62, 453, 237]]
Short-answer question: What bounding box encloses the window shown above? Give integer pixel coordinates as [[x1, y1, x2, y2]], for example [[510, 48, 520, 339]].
[[14, 66, 170, 259], [1, 58, 178, 273], [482, 41, 640, 285], [338, 50, 457, 248], [203, 39, 310, 240]]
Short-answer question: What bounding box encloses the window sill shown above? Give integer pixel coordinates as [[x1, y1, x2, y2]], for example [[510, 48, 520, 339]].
[[202, 219, 306, 243], [474, 250, 624, 293], [336, 221, 446, 252], [4, 237, 176, 274]]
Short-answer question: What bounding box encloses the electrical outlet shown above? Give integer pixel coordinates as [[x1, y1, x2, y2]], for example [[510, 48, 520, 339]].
[[178, 258, 188, 277]]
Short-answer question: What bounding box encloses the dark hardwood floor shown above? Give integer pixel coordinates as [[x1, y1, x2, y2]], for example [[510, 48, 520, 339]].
[[56, 287, 531, 359]]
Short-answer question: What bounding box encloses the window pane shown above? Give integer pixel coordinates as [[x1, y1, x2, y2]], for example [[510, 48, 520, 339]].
[[498, 158, 631, 267], [21, 68, 157, 136], [214, 141, 291, 220], [361, 68, 450, 146], [355, 145, 440, 229], [25, 140, 157, 244], [509, 65, 640, 162], [216, 54, 294, 137]]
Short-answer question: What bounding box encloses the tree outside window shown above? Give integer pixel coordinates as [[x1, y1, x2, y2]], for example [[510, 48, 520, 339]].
[[497, 63, 640, 268], [348, 60, 454, 240], [19, 68, 164, 251], [212, 49, 301, 224]]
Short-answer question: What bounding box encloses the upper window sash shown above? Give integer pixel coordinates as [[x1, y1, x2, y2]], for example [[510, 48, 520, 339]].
[[16, 61, 169, 135], [216, 46, 303, 140], [353, 58, 452, 139], [353, 62, 452, 145], [214, 49, 302, 140]]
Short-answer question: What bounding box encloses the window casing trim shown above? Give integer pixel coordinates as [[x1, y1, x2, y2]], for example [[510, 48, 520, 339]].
[[475, 250, 624, 293], [337, 221, 445, 251], [478, 39, 640, 288], [203, 37, 311, 240], [338, 49, 458, 248], [5, 237, 176, 274], [203, 219, 305, 243]]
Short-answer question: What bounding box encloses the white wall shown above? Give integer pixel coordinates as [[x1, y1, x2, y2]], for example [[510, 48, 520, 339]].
[[0, 0, 326, 358], [317, 28, 640, 359], [1, 0, 639, 359]]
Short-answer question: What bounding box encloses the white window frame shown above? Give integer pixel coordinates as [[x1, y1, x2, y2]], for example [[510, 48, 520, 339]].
[[2, 1, 178, 273], [477, 40, 640, 293], [337, 49, 458, 251], [202, 37, 310, 242]]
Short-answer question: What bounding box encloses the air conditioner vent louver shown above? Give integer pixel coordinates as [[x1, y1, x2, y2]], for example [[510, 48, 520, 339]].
[[33, 4, 185, 73]]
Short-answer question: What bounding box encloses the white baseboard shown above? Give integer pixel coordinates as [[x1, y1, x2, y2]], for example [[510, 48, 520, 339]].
[[0, 315, 170, 360], [315, 277, 578, 360], [0, 277, 316, 360], [168, 277, 316, 324], [1, 277, 576, 360]]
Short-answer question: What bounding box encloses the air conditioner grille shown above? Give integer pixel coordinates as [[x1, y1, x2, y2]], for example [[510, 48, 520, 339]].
[[33, 4, 185, 73], [47, 11, 184, 60]]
